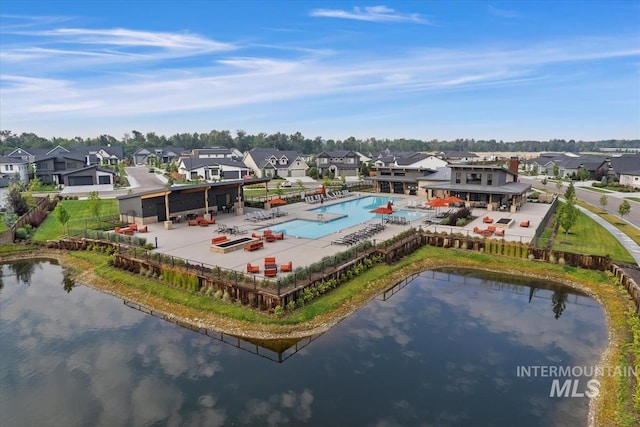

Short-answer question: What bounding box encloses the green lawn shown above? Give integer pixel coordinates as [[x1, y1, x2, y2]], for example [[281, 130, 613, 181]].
[[31, 199, 119, 242], [553, 203, 635, 263], [580, 186, 612, 193], [0, 214, 7, 232], [576, 200, 640, 246], [625, 197, 640, 203]]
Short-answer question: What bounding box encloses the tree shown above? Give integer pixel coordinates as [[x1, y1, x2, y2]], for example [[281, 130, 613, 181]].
[[577, 167, 590, 182], [555, 180, 563, 191], [54, 204, 71, 236], [559, 199, 578, 237], [5, 183, 29, 216], [599, 195, 608, 212], [551, 288, 568, 319], [552, 163, 559, 178], [564, 181, 576, 201], [618, 200, 631, 219], [27, 176, 42, 192], [541, 177, 547, 188], [88, 191, 102, 221]]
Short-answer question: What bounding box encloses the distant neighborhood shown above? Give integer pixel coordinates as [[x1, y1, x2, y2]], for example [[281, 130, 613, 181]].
[[1, 131, 639, 193]]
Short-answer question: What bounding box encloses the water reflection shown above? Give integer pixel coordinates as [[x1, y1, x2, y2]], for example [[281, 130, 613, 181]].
[[124, 300, 319, 363], [0, 261, 607, 426]]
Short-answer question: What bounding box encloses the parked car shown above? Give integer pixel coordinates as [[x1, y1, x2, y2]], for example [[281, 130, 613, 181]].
[[148, 168, 155, 173], [280, 180, 292, 188]]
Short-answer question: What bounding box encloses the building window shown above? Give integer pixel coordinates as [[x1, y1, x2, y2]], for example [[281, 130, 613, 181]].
[[347, 158, 354, 164], [466, 173, 482, 185], [455, 172, 461, 184], [321, 158, 328, 164], [487, 174, 493, 186]]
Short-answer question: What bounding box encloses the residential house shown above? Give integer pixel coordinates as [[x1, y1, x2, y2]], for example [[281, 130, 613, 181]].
[[177, 158, 251, 181], [182, 147, 243, 160], [620, 170, 640, 189], [369, 152, 446, 196], [438, 151, 479, 163], [32, 152, 87, 185], [0, 156, 29, 187], [133, 147, 185, 165], [59, 165, 117, 186], [597, 153, 640, 182], [316, 150, 360, 178], [243, 148, 309, 178], [423, 158, 531, 211]]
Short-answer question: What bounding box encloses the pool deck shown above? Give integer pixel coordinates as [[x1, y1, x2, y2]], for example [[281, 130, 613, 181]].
[[136, 193, 550, 276]]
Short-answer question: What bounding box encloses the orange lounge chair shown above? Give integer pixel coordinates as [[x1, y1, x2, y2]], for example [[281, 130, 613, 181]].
[[274, 233, 284, 240], [280, 261, 292, 272], [138, 225, 148, 233], [128, 223, 138, 231], [473, 226, 483, 234], [495, 229, 505, 237], [487, 225, 496, 232], [264, 256, 276, 268], [264, 268, 277, 277], [247, 263, 260, 273], [251, 232, 263, 240], [483, 216, 494, 224], [520, 220, 530, 228]]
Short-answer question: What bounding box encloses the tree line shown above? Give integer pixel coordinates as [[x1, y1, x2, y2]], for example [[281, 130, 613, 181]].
[[0, 129, 638, 157]]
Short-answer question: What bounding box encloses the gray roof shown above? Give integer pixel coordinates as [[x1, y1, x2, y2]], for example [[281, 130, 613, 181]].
[[422, 181, 531, 195], [181, 157, 248, 171], [116, 177, 271, 200], [422, 167, 451, 181], [610, 153, 640, 174], [318, 150, 357, 157], [0, 156, 26, 164], [59, 165, 117, 176]]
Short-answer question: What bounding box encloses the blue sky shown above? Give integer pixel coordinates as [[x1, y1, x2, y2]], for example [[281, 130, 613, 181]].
[[1, 1, 638, 142]]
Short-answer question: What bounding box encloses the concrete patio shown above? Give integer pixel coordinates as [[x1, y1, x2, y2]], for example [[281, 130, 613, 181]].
[[130, 193, 554, 277]]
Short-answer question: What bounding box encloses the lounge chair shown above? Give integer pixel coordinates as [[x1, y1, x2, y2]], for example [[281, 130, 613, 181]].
[[247, 263, 260, 273], [280, 261, 292, 272]]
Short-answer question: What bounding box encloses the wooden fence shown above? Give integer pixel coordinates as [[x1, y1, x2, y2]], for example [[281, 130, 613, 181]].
[[48, 226, 618, 312], [0, 196, 50, 244]]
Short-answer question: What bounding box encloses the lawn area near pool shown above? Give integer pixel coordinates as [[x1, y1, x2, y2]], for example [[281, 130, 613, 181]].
[[549, 203, 635, 263], [31, 199, 119, 242]]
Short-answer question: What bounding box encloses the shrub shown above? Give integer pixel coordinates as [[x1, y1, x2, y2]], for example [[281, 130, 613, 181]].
[[15, 227, 28, 240], [286, 300, 296, 311], [214, 289, 223, 299], [274, 305, 284, 317], [455, 218, 466, 227]]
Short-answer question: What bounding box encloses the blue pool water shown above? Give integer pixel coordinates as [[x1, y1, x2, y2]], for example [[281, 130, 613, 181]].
[[267, 196, 426, 239]]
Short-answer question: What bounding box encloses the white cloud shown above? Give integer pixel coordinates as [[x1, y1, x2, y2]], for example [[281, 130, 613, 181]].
[[310, 5, 428, 24]]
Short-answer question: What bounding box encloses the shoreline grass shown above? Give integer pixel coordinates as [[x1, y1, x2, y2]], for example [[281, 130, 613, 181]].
[[1, 244, 638, 424]]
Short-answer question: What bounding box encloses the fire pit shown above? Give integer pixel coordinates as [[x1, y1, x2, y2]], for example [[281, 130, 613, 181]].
[[495, 218, 514, 230]]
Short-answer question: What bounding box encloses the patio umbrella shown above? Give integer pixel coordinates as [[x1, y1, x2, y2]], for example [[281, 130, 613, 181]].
[[427, 198, 449, 208], [443, 195, 463, 204], [270, 197, 287, 206], [427, 198, 449, 216], [370, 203, 394, 223]]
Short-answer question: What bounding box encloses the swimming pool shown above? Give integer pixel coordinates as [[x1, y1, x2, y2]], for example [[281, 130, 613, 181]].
[[265, 196, 426, 239]]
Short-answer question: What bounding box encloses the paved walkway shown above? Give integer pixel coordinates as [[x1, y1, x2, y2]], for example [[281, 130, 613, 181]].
[[573, 202, 640, 267]]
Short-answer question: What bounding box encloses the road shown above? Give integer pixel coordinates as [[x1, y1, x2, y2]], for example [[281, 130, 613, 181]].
[[521, 177, 640, 228]]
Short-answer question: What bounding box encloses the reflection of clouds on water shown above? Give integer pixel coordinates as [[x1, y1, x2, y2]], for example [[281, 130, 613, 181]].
[[131, 378, 184, 426], [1, 262, 228, 427], [1, 273, 143, 341], [240, 389, 314, 426], [428, 284, 605, 367]]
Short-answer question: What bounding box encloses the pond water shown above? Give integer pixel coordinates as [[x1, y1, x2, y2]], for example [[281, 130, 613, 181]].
[[0, 261, 607, 426]]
